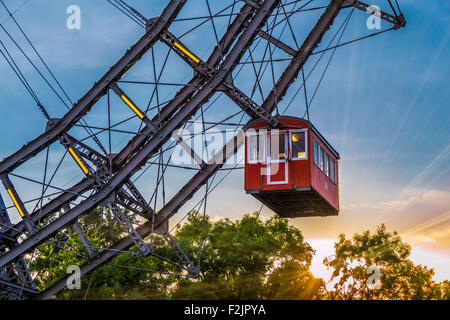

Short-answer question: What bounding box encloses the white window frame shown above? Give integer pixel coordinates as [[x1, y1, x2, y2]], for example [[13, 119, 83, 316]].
[[324, 152, 330, 176], [313, 138, 338, 185], [267, 130, 288, 164], [329, 158, 337, 184], [319, 147, 324, 171], [267, 131, 289, 185], [290, 129, 308, 160], [313, 139, 319, 166], [246, 131, 266, 164]]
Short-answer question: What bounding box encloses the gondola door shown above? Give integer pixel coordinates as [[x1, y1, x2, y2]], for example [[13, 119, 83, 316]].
[[265, 131, 289, 186]]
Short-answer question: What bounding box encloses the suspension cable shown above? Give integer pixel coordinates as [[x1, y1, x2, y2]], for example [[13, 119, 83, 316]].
[[0, 0, 73, 106], [0, 1, 108, 153], [307, 8, 354, 110], [0, 39, 50, 120], [105, 0, 145, 28]]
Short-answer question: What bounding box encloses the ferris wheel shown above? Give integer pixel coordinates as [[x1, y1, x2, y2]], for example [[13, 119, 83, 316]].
[[0, 0, 405, 299]]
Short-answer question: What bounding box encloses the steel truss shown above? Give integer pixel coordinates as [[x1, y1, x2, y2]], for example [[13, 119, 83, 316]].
[[0, 0, 404, 299]]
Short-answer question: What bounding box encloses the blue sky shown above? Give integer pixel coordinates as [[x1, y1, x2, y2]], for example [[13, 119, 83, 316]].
[[0, 0, 448, 281]]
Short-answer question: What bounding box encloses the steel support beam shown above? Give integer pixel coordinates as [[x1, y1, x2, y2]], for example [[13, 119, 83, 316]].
[[343, 0, 405, 28], [112, 3, 257, 167], [106, 201, 151, 257], [73, 220, 96, 258], [110, 83, 159, 133], [36, 0, 280, 299], [257, 29, 296, 56], [261, 0, 347, 113], [0, 0, 280, 272], [38, 0, 352, 280], [0, 0, 186, 174], [7, 179, 92, 239], [4, 0, 406, 255], [160, 29, 272, 121], [0, 278, 38, 296], [0, 174, 35, 233], [3, 1, 256, 248]]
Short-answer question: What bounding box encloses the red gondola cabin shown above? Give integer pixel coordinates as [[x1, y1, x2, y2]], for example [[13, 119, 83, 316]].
[[244, 116, 339, 218]]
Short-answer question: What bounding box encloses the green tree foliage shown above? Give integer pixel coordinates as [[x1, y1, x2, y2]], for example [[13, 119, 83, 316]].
[[29, 207, 143, 292], [22, 209, 448, 300], [59, 245, 175, 300], [439, 280, 450, 300], [323, 224, 443, 300], [41, 208, 178, 300], [170, 212, 325, 299]]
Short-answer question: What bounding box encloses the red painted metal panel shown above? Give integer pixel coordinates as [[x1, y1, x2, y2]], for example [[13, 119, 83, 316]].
[[292, 159, 310, 187], [245, 163, 262, 190], [284, 117, 310, 188], [262, 161, 293, 191], [310, 130, 339, 210], [244, 132, 263, 191], [268, 162, 287, 183], [244, 116, 339, 213]]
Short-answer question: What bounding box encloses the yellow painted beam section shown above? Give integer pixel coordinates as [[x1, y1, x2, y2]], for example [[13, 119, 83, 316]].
[[68, 147, 89, 175], [173, 42, 200, 64], [121, 94, 145, 119], [7, 188, 24, 217]]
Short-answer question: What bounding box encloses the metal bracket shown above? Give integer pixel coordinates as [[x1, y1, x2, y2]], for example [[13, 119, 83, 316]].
[[106, 201, 152, 257], [0, 174, 35, 234], [73, 220, 97, 259], [109, 82, 160, 133], [163, 232, 200, 279]]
